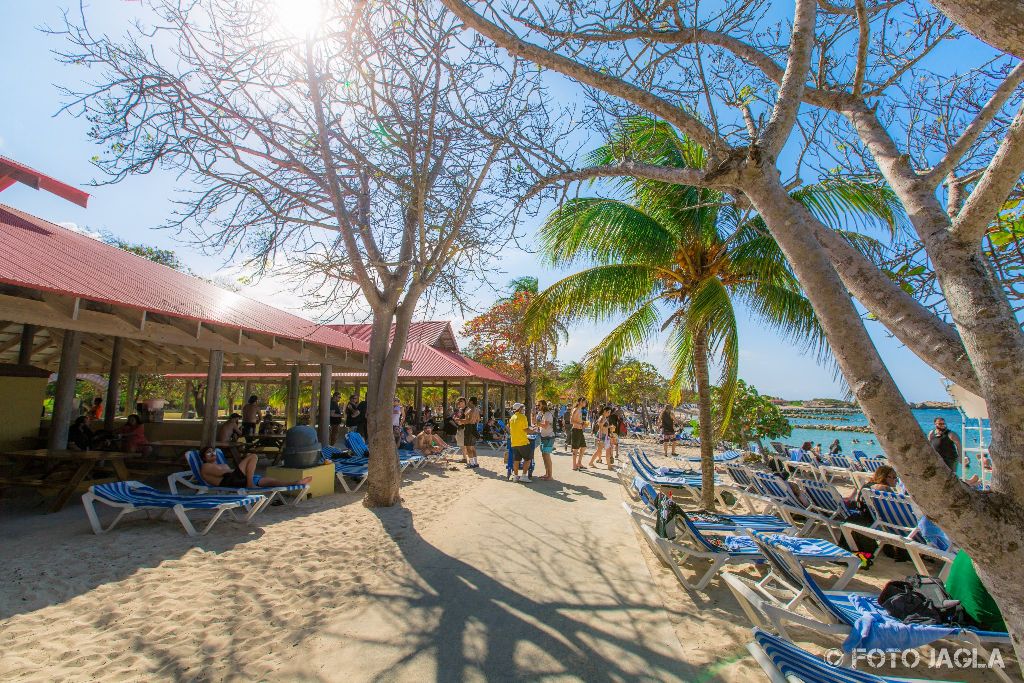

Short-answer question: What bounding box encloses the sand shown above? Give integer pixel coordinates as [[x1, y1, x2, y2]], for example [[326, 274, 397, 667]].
[[0, 439, 1013, 681]]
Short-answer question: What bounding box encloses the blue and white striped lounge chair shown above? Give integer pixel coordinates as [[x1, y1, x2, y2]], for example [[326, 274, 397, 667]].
[[627, 451, 709, 504], [82, 481, 266, 537], [637, 449, 698, 478], [796, 478, 860, 543], [819, 454, 859, 484], [858, 456, 887, 473], [347, 432, 424, 469], [746, 628, 961, 683], [683, 449, 743, 464], [751, 472, 834, 537], [627, 479, 791, 533], [783, 448, 825, 481], [726, 533, 1010, 682], [842, 489, 957, 578], [167, 449, 310, 505], [630, 506, 858, 592], [321, 444, 370, 492]]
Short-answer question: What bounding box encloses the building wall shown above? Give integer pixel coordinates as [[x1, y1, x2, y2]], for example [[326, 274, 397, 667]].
[[0, 376, 47, 451]]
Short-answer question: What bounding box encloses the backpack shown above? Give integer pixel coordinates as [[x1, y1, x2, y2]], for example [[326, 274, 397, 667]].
[[879, 575, 969, 626], [654, 492, 683, 539]]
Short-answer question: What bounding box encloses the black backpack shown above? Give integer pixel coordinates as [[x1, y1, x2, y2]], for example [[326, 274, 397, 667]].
[[879, 575, 970, 626]]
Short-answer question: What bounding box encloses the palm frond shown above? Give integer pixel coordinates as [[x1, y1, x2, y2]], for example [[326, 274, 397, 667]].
[[523, 264, 664, 339], [539, 198, 677, 267], [582, 299, 663, 398]]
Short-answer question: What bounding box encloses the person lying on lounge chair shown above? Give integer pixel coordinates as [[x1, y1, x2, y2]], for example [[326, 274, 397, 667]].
[[199, 447, 311, 489], [415, 423, 446, 456]]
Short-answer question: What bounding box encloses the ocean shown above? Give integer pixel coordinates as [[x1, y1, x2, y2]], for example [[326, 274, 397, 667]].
[[782, 407, 986, 478]]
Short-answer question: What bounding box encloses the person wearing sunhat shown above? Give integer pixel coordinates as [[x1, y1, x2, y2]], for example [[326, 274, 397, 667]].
[[508, 402, 533, 483]]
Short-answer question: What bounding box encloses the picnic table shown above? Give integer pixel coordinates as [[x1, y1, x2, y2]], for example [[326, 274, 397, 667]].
[[0, 449, 133, 512]]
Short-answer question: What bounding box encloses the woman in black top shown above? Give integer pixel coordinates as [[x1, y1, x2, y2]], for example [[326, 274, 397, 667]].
[[660, 405, 676, 457]]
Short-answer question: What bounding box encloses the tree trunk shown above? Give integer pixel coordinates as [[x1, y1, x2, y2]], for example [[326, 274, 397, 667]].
[[929, 0, 1024, 58], [692, 330, 716, 509], [742, 169, 1024, 670], [364, 305, 416, 507]]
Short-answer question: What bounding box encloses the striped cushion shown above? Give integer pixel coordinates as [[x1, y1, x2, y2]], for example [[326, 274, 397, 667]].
[[753, 628, 889, 683], [93, 481, 262, 509]]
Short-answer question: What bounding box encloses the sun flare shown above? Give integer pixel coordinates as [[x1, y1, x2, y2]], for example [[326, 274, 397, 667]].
[[268, 0, 325, 37]]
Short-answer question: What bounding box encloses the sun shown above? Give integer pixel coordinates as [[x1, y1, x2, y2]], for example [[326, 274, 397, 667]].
[[268, 0, 326, 37]]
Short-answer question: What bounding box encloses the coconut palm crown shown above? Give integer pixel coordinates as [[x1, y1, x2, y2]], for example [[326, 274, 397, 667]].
[[525, 117, 902, 506]]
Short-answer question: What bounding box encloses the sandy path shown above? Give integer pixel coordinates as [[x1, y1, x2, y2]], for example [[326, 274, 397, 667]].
[[287, 457, 697, 681]]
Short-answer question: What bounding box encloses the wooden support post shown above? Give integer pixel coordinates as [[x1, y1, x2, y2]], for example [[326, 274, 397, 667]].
[[103, 337, 123, 431], [415, 381, 423, 416], [48, 330, 82, 450], [482, 382, 490, 421], [287, 366, 300, 428], [319, 364, 332, 446], [124, 367, 139, 415], [460, 381, 467, 403], [201, 350, 224, 446], [354, 381, 362, 399], [17, 324, 37, 366], [500, 384, 507, 420], [442, 380, 449, 416], [243, 379, 252, 404]]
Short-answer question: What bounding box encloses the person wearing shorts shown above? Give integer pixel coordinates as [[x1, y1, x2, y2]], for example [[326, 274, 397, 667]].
[[569, 397, 588, 471], [462, 397, 481, 469], [589, 405, 612, 468], [660, 404, 677, 457], [536, 399, 556, 480], [508, 402, 533, 482]]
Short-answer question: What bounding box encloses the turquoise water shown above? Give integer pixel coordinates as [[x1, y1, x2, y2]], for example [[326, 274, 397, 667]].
[[782, 407, 986, 478]]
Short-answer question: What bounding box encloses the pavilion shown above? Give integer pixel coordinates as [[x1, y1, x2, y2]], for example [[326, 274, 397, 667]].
[[168, 321, 524, 420], [0, 157, 369, 451]]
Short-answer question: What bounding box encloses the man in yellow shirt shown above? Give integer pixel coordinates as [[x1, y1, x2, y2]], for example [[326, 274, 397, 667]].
[[508, 402, 534, 483]]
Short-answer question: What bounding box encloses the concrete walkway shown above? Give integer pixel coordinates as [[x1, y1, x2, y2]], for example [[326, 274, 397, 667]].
[[305, 451, 695, 682]]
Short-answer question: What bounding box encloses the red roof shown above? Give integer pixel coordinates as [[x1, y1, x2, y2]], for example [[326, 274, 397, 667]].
[[0, 156, 90, 208], [0, 204, 367, 352], [329, 321, 461, 352]]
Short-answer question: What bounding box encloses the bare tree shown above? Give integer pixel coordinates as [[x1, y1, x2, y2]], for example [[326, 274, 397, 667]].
[[438, 0, 1024, 661], [57, 0, 566, 506]]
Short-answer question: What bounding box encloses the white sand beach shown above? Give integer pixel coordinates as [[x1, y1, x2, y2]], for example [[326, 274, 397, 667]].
[[0, 440, 1011, 681]]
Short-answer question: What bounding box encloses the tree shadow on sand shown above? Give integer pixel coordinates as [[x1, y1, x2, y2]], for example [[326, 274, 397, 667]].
[[343, 504, 738, 682]]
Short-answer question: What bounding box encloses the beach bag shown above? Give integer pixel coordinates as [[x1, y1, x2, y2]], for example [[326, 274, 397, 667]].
[[618, 420, 627, 436], [654, 492, 682, 539], [879, 575, 967, 626]]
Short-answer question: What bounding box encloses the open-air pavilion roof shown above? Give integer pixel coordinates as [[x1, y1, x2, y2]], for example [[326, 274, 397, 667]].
[[0, 203, 368, 374]]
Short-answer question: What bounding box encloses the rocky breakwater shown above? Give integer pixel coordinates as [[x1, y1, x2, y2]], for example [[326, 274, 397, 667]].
[[790, 422, 873, 433]]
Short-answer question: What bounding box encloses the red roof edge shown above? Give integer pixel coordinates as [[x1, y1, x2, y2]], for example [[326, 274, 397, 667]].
[[0, 156, 90, 208]]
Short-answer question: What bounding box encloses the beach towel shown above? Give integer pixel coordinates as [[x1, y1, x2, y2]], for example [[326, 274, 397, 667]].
[[841, 594, 960, 652]]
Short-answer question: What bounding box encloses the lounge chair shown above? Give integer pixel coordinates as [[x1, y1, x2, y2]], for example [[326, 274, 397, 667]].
[[796, 478, 860, 543], [625, 479, 792, 533], [746, 627, 960, 683], [683, 449, 743, 464], [627, 451, 712, 505], [725, 532, 1010, 682], [168, 449, 310, 505], [841, 489, 956, 578], [82, 480, 266, 537], [346, 432, 424, 469], [750, 472, 836, 537], [629, 506, 858, 591], [819, 453, 859, 485]]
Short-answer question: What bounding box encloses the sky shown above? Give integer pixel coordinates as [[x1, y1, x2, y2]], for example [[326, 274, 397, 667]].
[[0, 1, 956, 402]]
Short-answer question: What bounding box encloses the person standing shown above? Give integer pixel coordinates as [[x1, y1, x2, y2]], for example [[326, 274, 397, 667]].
[[589, 406, 612, 468], [660, 404, 677, 458], [241, 395, 261, 442], [453, 398, 467, 460], [508, 402, 533, 482], [88, 397, 104, 423], [462, 396, 481, 469], [344, 393, 362, 438], [828, 438, 842, 455], [392, 397, 405, 446], [535, 399, 556, 480], [928, 416, 963, 473], [329, 391, 343, 446], [570, 397, 588, 471]]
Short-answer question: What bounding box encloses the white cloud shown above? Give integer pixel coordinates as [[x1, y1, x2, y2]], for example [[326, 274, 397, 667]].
[[57, 221, 104, 240]]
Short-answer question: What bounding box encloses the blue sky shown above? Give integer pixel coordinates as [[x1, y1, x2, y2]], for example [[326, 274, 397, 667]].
[[0, 2, 953, 402]]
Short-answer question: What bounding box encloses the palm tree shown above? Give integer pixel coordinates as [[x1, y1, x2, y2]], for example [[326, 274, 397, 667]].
[[526, 118, 900, 507]]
